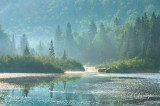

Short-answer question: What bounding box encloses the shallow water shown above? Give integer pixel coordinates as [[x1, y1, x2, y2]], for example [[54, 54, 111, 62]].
[[0, 72, 160, 106]]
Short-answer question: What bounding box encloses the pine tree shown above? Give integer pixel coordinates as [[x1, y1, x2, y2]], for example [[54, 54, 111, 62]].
[[89, 21, 97, 42], [49, 40, 55, 57], [127, 27, 139, 58], [62, 50, 67, 60], [87, 21, 97, 64], [137, 13, 149, 58], [24, 45, 30, 55], [120, 33, 128, 59], [99, 23, 107, 62], [65, 22, 75, 57], [135, 17, 141, 57], [20, 34, 28, 54], [54, 25, 63, 57], [37, 41, 47, 56], [11, 34, 16, 54], [114, 17, 120, 26]]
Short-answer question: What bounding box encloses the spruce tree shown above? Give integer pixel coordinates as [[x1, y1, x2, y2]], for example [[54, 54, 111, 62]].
[[20, 34, 28, 54], [89, 21, 97, 42], [49, 40, 55, 57], [54, 25, 63, 57], [37, 41, 46, 56], [127, 27, 139, 58], [24, 45, 30, 55], [87, 21, 97, 64], [65, 22, 74, 57], [11, 34, 16, 54], [99, 23, 107, 62], [114, 17, 120, 26], [62, 50, 67, 60]]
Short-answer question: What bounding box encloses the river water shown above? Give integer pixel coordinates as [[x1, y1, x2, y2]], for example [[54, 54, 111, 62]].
[[0, 67, 160, 106]]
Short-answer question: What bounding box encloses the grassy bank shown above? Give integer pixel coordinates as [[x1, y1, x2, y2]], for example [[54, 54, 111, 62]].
[[0, 56, 84, 73], [97, 58, 160, 73]]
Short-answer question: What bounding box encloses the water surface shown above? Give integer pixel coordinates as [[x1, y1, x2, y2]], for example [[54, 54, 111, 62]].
[[0, 71, 160, 106]]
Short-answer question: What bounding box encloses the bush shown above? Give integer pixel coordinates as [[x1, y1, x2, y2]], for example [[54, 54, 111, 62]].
[[97, 58, 160, 73]]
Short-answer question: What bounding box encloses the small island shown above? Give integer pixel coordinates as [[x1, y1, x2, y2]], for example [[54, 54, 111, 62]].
[[0, 55, 84, 73]]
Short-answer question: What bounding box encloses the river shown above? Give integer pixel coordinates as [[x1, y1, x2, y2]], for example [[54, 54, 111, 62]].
[[0, 67, 160, 105]]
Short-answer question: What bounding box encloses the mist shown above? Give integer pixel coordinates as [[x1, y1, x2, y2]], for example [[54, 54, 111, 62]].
[[0, 0, 160, 65], [1, 0, 160, 105]]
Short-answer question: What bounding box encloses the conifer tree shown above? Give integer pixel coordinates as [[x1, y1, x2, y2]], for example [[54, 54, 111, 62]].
[[114, 17, 120, 26], [54, 25, 63, 57], [65, 22, 75, 57], [99, 23, 107, 62], [11, 34, 16, 54], [49, 40, 55, 57], [24, 45, 30, 55], [89, 21, 97, 42], [62, 50, 67, 60], [20, 34, 28, 54]]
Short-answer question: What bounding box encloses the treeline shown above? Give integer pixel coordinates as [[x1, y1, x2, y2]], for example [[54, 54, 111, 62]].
[[0, 24, 85, 73], [0, 21, 116, 65], [97, 12, 160, 73], [119, 12, 160, 60], [1, 12, 160, 66], [53, 22, 116, 65]]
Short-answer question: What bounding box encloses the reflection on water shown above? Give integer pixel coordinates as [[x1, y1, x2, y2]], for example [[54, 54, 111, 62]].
[[0, 73, 160, 105]]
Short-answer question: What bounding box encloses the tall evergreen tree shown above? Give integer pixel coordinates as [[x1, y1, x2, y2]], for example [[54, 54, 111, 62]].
[[65, 22, 75, 57], [49, 40, 55, 57], [37, 41, 47, 56], [24, 45, 30, 55], [20, 34, 28, 54], [146, 12, 158, 59], [99, 23, 108, 62], [62, 50, 67, 60], [137, 13, 149, 58], [127, 27, 139, 58], [120, 33, 128, 59], [87, 21, 97, 64], [88, 21, 97, 42], [11, 34, 16, 54], [54, 25, 63, 57], [114, 17, 120, 26]]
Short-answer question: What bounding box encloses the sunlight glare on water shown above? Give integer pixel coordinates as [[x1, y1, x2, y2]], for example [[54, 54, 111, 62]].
[[0, 71, 160, 106]]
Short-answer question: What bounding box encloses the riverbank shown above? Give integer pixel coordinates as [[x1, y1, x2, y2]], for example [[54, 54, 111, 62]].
[[0, 55, 84, 73], [97, 58, 160, 73]]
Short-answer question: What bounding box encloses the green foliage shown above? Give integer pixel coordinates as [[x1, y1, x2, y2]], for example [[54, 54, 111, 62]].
[[58, 59, 84, 71], [119, 13, 160, 60], [98, 58, 160, 73], [0, 56, 84, 73]]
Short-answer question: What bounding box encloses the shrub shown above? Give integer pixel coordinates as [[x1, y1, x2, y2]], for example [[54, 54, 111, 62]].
[[98, 58, 160, 73]]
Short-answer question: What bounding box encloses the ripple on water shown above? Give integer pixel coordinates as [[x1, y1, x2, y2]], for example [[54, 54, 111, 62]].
[[0, 73, 160, 105]]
